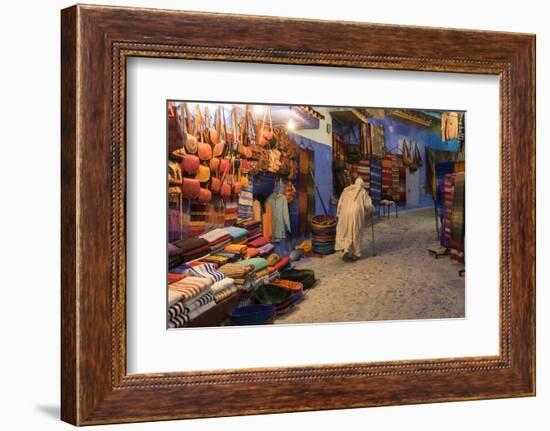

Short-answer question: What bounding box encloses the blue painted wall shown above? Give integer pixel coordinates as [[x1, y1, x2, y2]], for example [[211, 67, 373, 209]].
[[366, 117, 459, 210], [290, 134, 336, 217]]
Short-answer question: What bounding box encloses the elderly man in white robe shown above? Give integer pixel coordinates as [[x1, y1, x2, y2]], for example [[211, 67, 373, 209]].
[[335, 176, 374, 261]]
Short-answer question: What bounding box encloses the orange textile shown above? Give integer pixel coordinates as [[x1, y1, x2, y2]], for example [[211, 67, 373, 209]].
[[246, 247, 260, 258], [269, 278, 303, 292], [224, 244, 247, 255]]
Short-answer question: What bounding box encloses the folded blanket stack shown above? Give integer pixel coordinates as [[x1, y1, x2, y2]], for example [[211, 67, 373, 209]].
[[245, 247, 260, 258], [247, 236, 269, 248], [210, 277, 239, 303], [218, 263, 255, 286], [258, 242, 275, 256], [168, 276, 212, 305], [265, 253, 280, 267], [222, 226, 249, 244], [171, 237, 210, 262], [224, 244, 247, 256], [168, 288, 216, 328], [185, 262, 226, 283], [268, 256, 291, 273], [236, 257, 269, 273], [199, 228, 232, 254], [238, 220, 262, 242], [199, 254, 231, 267]]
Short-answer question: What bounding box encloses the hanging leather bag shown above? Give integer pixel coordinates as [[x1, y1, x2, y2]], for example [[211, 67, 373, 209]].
[[182, 177, 201, 200], [197, 187, 212, 204], [181, 154, 200, 175], [194, 105, 212, 161], [196, 164, 211, 183]]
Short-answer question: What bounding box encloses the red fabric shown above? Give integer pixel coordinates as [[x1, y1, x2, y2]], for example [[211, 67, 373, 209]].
[[247, 236, 269, 248], [180, 244, 210, 257], [272, 256, 289, 271]]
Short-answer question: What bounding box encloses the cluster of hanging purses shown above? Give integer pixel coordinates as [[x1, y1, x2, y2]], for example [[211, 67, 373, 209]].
[[257, 107, 277, 148], [267, 149, 282, 173]]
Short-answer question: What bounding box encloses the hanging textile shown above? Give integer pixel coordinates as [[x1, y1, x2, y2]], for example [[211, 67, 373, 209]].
[[370, 124, 386, 159], [369, 158, 382, 204], [168, 206, 181, 242], [391, 153, 406, 204], [357, 159, 371, 193], [360, 122, 372, 159], [450, 171, 465, 253], [441, 111, 459, 141], [224, 197, 238, 227], [332, 132, 345, 161], [189, 202, 207, 237], [441, 173, 456, 248], [237, 183, 254, 221], [298, 148, 311, 235], [381, 155, 393, 200], [307, 149, 315, 232], [425, 147, 460, 198]]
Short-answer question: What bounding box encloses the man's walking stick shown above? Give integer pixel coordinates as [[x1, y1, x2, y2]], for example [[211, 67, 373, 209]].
[[370, 211, 376, 256]]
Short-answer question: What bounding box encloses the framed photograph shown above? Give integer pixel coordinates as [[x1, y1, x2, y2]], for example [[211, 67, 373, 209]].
[[61, 4, 536, 425]]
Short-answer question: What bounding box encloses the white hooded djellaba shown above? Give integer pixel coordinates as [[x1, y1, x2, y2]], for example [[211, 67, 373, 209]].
[[335, 177, 374, 258]]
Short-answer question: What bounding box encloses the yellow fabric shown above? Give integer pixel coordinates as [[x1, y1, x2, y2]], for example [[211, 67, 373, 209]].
[[262, 201, 273, 241], [253, 200, 262, 222]]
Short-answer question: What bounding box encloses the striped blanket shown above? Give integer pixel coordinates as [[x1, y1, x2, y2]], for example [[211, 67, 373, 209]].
[[185, 263, 225, 282]]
